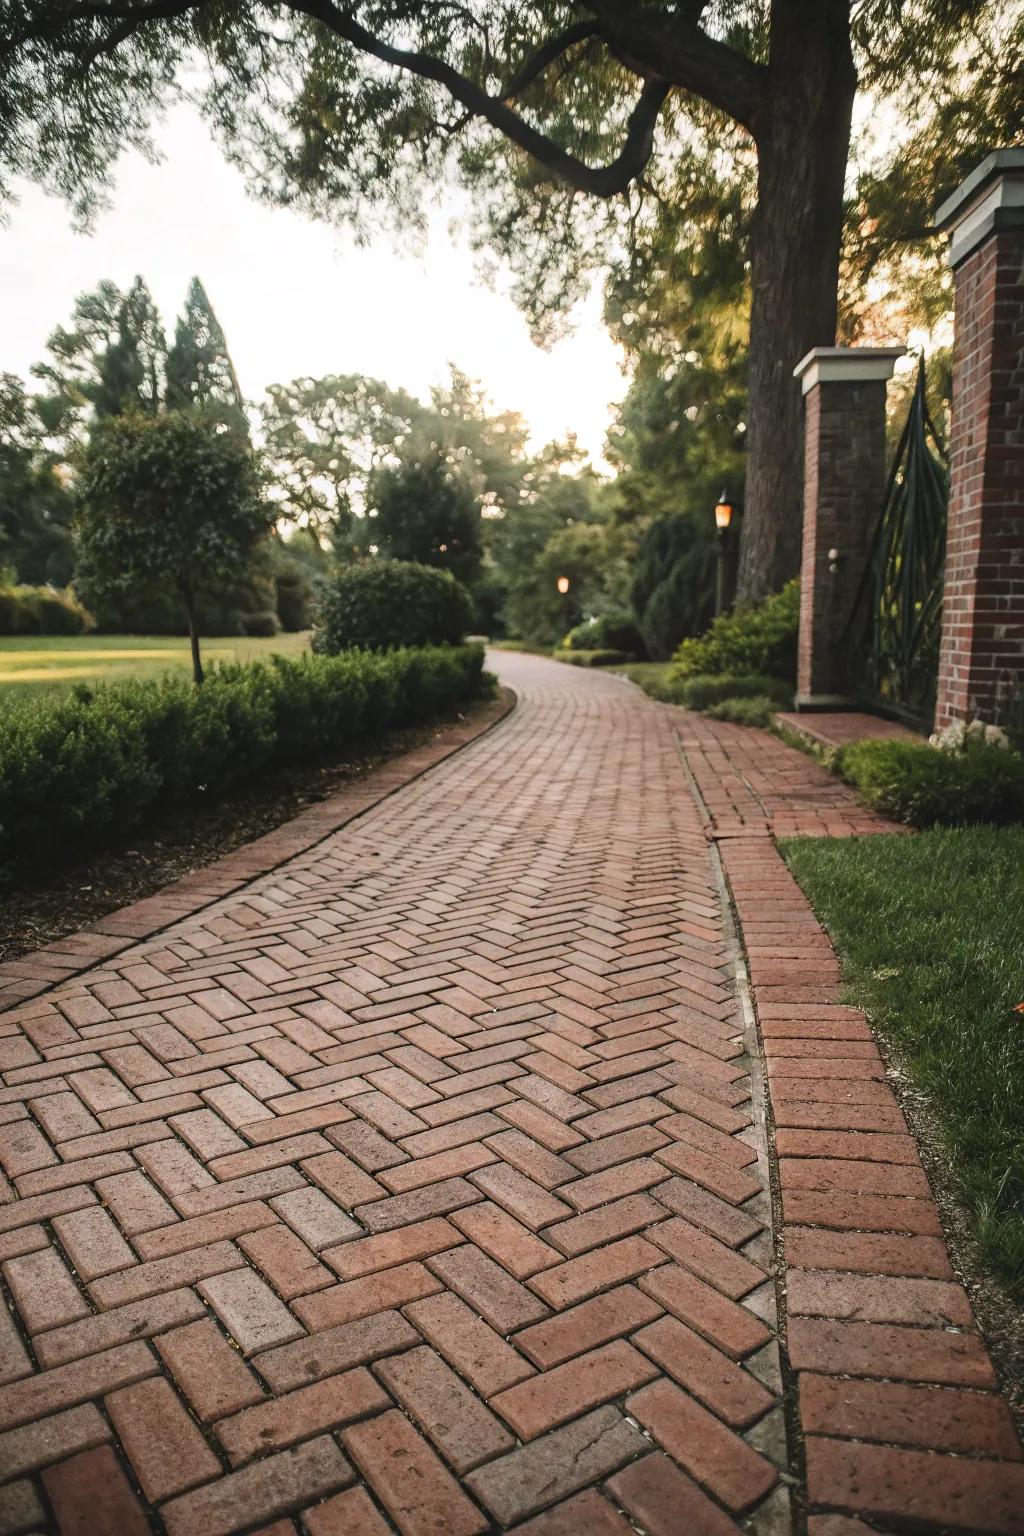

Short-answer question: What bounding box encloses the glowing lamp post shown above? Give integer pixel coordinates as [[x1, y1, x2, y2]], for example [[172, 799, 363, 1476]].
[[714, 491, 734, 617], [556, 575, 570, 595]]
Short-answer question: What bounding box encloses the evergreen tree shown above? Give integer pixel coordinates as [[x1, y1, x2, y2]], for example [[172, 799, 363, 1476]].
[[166, 277, 246, 432], [92, 276, 165, 419], [0, 374, 75, 585]]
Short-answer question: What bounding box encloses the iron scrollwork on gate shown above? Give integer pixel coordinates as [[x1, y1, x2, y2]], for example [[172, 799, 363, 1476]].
[[846, 355, 949, 728]]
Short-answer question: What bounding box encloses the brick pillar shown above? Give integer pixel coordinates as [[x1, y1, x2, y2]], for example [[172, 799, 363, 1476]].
[[934, 149, 1024, 730], [792, 347, 905, 707]]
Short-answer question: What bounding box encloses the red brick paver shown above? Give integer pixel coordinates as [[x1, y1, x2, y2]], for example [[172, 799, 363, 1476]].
[[0, 654, 1017, 1533]]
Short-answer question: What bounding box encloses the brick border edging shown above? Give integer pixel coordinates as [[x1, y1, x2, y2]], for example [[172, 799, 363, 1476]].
[[716, 832, 1024, 1531], [0, 687, 517, 1014]]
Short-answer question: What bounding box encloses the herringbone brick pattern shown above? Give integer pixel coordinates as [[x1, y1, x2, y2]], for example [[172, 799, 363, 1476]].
[[0, 656, 784, 1534]]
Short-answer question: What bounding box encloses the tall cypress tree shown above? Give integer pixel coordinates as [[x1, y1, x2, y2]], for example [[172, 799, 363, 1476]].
[[166, 277, 246, 433]]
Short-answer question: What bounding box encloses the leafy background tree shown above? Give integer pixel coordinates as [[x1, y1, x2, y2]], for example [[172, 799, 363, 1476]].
[[367, 450, 483, 586], [260, 374, 424, 536], [0, 374, 74, 587]]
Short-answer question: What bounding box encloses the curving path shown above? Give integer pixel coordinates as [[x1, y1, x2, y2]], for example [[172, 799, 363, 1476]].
[[0, 652, 1020, 1535]]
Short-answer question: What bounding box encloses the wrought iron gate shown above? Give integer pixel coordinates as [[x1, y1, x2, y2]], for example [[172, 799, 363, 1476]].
[[846, 357, 949, 728]]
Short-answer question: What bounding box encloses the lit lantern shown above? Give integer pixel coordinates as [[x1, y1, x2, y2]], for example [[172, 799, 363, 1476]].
[[556, 576, 570, 595]]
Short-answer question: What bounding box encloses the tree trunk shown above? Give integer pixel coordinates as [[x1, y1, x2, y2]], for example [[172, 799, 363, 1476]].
[[736, 0, 856, 602], [182, 584, 204, 684]]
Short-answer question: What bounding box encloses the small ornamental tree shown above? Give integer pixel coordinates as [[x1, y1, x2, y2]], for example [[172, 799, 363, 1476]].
[[75, 411, 269, 683]]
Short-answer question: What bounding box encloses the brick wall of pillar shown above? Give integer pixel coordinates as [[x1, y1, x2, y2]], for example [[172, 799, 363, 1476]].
[[934, 223, 1024, 729]]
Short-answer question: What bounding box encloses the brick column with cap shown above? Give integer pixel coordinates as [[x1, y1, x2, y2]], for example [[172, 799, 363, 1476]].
[[934, 149, 1024, 731], [793, 347, 905, 707]]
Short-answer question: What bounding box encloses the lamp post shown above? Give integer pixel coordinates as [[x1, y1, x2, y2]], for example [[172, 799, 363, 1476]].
[[714, 491, 734, 617], [556, 576, 570, 595]]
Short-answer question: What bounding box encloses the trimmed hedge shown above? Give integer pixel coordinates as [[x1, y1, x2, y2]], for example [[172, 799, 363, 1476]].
[[0, 585, 93, 636], [313, 561, 473, 652], [0, 644, 489, 872], [671, 580, 800, 682], [705, 695, 780, 728], [669, 673, 794, 711], [563, 614, 643, 655], [555, 648, 633, 668], [837, 737, 1024, 828]]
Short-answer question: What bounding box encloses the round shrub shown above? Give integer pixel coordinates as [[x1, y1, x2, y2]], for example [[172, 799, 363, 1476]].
[[564, 613, 643, 655], [241, 611, 281, 639], [312, 561, 473, 653]]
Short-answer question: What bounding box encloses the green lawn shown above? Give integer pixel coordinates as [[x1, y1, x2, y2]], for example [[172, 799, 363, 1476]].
[[610, 660, 673, 696], [0, 631, 312, 695], [782, 827, 1024, 1299]]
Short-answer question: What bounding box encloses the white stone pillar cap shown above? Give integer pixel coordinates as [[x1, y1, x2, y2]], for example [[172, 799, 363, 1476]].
[[934, 148, 1024, 267], [793, 347, 906, 396]]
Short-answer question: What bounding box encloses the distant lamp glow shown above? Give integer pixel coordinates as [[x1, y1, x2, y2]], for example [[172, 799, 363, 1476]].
[[713, 490, 734, 618], [556, 576, 571, 595]]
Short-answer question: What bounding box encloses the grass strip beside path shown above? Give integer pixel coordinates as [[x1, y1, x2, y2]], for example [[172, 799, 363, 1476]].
[[782, 827, 1024, 1300]]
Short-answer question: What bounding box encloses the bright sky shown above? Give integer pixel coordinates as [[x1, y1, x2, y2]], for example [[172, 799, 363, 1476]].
[[0, 106, 627, 466]]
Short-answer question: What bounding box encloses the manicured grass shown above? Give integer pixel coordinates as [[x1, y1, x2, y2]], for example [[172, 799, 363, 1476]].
[[782, 827, 1024, 1298], [609, 660, 673, 695], [486, 639, 552, 656], [0, 631, 311, 694]]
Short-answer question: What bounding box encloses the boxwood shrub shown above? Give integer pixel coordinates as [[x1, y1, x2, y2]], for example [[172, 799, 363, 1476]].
[[670, 580, 800, 682], [313, 561, 474, 652], [669, 673, 794, 711], [0, 644, 488, 872], [837, 737, 1024, 828], [563, 613, 643, 655], [555, 648, 633, 668], [705, 695, 781, 728]]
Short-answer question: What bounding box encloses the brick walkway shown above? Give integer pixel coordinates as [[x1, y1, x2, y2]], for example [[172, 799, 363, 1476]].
[[0, 653, 1020, 1535]]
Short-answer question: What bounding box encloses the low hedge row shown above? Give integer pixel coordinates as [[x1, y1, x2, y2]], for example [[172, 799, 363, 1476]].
[[555, 648, 633, 668], [705, 695, 781, 728], [0, 585, 93, 636], [0, 644, 489, 872], [668, 673, 794, 711], [836, 737, 1024, 829]]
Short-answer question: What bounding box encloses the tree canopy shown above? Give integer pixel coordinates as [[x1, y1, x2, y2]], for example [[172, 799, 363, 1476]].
[[2, 1, 1020, 596]]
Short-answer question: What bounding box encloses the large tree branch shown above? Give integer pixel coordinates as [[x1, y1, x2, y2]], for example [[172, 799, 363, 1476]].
[[3, 0, 208, 53], [583, 1, 768, 137], [499, 20, 600, 102], [290, 0, 670, 196], [6, 0, 670, 196]]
